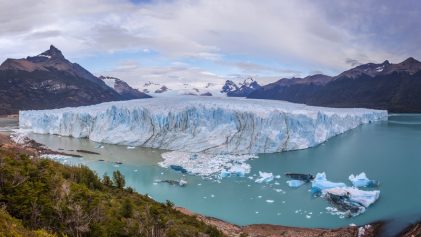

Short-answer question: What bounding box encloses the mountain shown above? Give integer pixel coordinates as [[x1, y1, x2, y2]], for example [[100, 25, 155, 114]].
[[248, 58, 421, 112], [221, 77, 262, 97], [0, 45, 143, 115], [99, 76, 151, 99]]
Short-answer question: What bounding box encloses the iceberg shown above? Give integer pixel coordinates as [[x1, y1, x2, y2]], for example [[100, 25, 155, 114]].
[[322, 187, 380, 217], [311, 172, 347, 193], [349, 172, 379, 188], [19, 96, 387, 155], [255, 171, 274, 183], [286, 180, 305, 188]]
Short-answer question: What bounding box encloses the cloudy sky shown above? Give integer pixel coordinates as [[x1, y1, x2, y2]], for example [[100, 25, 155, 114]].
[[0, 0, 420, 87]]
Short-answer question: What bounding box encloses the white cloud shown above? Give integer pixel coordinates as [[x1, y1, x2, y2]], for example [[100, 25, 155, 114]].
[[0, 0, 418, 79]]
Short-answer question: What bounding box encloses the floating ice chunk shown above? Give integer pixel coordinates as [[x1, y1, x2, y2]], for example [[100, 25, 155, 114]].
[[306, 215, 311, 219], [349, 172, 378, 188], [255, 171, 274, 183], [266, 200, 274, 203], [127, 146, 135, 149], [286, 180, 305, 188], [311, 172, 346, 192]]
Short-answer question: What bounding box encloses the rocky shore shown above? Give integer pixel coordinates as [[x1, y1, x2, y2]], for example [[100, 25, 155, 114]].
[[0, 133, 419, 237]]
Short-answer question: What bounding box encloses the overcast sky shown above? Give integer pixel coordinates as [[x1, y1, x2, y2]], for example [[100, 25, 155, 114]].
[[1, 0, 420, 87]]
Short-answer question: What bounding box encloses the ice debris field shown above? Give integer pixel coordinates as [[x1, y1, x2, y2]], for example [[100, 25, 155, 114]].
[[258, 171, 380, 218]]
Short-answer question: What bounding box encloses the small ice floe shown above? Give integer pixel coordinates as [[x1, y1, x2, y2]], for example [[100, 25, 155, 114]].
[[265, 199, 274, 203], [306, 215, 311, 219], [274, 188, 283, 193], [197, 183, 202, 186], [286, 180, 305, 188], [349, 172, 379, 188], [275, 175, 281, 179], [322, 187, 380, 217], [210, 194, 215, 198], [311, 172, 346, 193], [257, 196, 262, 199], [95, 144, 104, 149], [255, 171, 274, 183], [133, 169, 138, 172], [127, 146, 136, 149], [255, 211, 259, 214]]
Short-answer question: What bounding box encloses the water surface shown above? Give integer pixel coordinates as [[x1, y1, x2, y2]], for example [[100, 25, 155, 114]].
[[1, 115, 420, 229]]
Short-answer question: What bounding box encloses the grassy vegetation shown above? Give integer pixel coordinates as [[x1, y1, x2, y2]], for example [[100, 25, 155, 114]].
[[0, 146, 224, 237]]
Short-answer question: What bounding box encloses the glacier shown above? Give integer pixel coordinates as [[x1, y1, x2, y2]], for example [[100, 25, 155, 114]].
[[19, 96, 387, 155]]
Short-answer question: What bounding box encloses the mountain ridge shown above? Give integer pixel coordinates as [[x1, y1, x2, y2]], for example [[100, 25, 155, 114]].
[[248, 57, 421, 112], [0, 45, 150, 115]]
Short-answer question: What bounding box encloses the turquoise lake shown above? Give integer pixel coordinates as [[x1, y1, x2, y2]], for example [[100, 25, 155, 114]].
[[1, 114, 420, 230]]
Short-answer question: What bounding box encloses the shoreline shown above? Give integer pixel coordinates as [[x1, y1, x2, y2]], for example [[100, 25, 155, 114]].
[[0, 133, 419, 237]]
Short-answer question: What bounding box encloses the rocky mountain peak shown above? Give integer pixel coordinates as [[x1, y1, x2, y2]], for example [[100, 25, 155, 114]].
[[401, 57, 420, 65], [42, 45, 65, 59]]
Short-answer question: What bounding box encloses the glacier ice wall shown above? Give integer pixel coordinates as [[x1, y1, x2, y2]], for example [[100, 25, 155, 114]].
[[19, 96, 387, 154]]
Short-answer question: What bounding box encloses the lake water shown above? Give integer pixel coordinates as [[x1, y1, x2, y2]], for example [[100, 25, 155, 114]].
[[1, 115, 420, 232]]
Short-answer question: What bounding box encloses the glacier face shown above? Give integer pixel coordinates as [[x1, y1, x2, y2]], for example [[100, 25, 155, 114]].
[[19, 96, 387, 155]]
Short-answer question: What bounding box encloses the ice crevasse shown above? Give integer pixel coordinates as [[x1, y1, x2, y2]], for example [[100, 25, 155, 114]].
[[19, 96, 388, 155]]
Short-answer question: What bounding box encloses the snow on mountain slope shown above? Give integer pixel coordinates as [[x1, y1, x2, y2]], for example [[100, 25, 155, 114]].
[[139, 81, 225, 97], [19, 96, 387, 155]]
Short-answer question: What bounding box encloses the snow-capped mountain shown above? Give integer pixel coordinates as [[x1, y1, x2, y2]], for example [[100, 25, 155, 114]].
[[221, 77, 262, 97], [99, 76, 151, 99]]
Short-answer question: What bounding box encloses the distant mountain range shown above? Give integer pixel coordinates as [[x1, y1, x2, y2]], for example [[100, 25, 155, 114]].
[[248, 58, 421, 112], [1, 45, 421, 114], [221, 77, 262, 97], [0, 45, 149, 115]]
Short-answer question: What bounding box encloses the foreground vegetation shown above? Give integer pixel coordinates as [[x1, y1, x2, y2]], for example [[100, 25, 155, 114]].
[[0, 145, 223, 237]]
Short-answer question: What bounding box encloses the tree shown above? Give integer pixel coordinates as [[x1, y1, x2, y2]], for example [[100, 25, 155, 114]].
[[102, 174, 112, 187], [112, 171, 125, 189]]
